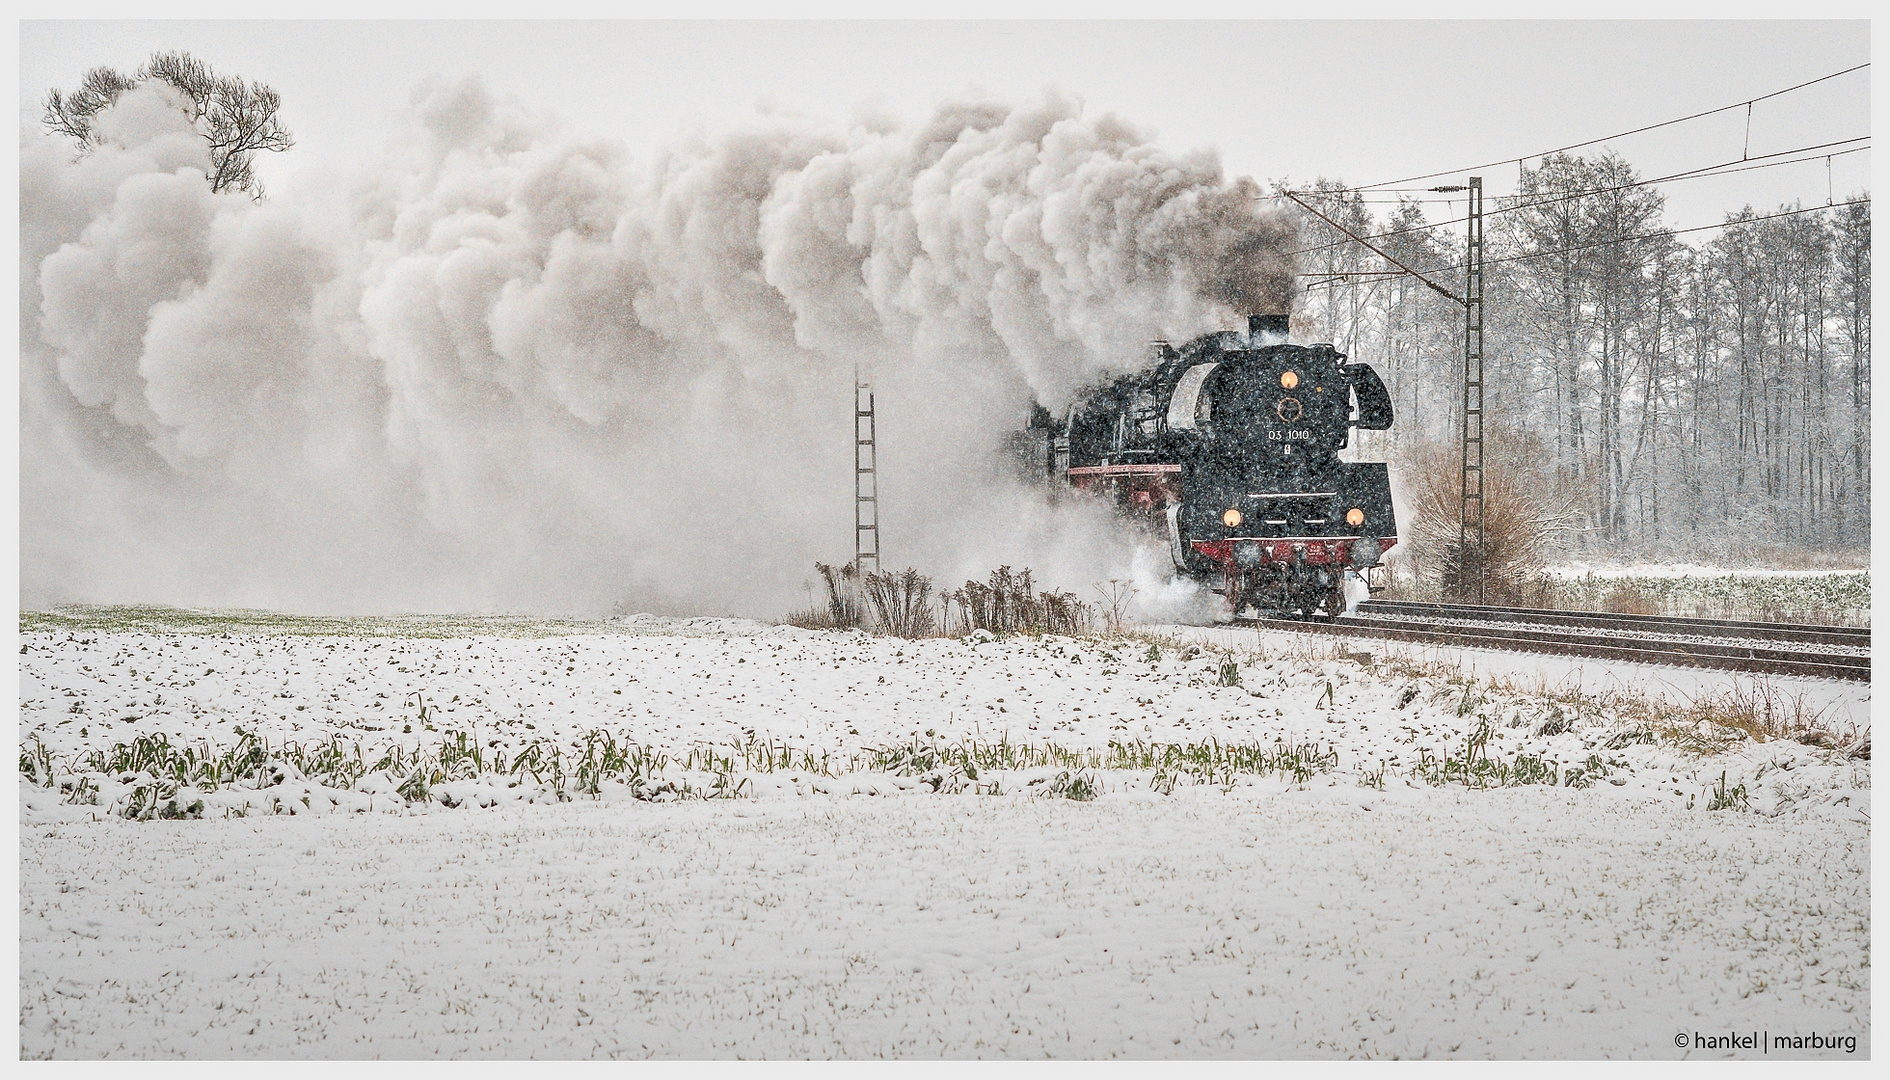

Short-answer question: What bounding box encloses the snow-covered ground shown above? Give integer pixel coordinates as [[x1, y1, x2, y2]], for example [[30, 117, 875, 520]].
[[1166, 623, 1873, 735], [1544, 563, 1867, 580], [18, 614, 1872, 1058]]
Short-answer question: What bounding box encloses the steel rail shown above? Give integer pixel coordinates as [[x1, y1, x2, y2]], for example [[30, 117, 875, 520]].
[[1241, 614, 1868, 682], [1345, 613, 1867, 670], [1358, 599, 1870, 647]]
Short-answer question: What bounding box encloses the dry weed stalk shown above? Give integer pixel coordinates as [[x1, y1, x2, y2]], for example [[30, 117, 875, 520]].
[[1093, 579, 1137, 632]]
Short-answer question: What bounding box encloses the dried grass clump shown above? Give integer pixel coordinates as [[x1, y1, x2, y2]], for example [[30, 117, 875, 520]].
[[1599, 579, 1663, 615], [786, 561, 868, 630], [1697, 678, 1846, 748], [788, 562, 937, 638], [789, 562, 1093, 638], [946, 566, 1093, 636], [1396, 430, 1577, 603], [863, 567, 937, 638]]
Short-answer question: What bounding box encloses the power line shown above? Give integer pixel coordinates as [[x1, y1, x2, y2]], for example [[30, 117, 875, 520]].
[[1298, 197, 1871, 290], [1477, 197, 1870, 270], [1343, 62, 1868, 193], [1316, 197, 1464, 205], [1284, 137, 1869, 259], [1287, 138, 1868, 255], [1282, 189, 1464, 304], [1294, 135, 1866, 209]]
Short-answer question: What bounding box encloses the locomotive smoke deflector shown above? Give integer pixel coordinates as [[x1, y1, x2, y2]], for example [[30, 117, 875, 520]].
[[1343, 363, 1394, 430]]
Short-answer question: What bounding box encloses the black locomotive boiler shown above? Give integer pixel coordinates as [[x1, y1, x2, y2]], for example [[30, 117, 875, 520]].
[[1022, 313, 1399, 619]]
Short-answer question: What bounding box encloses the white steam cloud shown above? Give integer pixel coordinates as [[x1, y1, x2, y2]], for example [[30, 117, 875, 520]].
[[21, 77, 1296, 616]]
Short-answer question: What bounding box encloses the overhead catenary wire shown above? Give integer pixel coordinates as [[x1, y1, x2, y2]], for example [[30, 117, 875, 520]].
[[1283, 137, 1869, 259], [1339, 62, 1868, 194], [1282, 188, 1466, 304], [1461, 196, 1871, 271], [1300, 151, 1868, 206], [1297, 197, 1871, 291]]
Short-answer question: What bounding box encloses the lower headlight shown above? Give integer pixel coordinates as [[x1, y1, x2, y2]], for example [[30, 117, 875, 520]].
[[1222, 508, 1243, 528], [1234, 540, 1262, 567]]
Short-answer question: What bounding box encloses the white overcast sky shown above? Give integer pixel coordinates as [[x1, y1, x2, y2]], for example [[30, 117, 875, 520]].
[[15, 17, 1874, 233]]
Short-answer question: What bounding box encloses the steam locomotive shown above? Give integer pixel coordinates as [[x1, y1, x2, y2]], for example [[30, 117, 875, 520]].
[[1021, 314, 1398, 620]]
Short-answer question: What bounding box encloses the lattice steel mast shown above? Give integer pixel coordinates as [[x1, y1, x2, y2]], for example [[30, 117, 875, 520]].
[[854, 366, 880, 573], [1282, 177, 1490, 601], [1459, 176, 1486, 602]]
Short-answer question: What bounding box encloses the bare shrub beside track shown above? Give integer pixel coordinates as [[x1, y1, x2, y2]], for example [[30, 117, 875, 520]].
[[787, 562, 940, 637], [1395, 431, 1577, 604]]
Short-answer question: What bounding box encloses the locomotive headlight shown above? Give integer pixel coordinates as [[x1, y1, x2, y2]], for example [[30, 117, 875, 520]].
[[1280, 370, 1300, 390], [1222, 508, 1243, 528], [1345, 507, 1366, 527], [1234, 540, 1263, 567]]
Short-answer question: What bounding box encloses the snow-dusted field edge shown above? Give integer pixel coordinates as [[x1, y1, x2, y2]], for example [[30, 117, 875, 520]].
[[18, 613, 1871, 1058]]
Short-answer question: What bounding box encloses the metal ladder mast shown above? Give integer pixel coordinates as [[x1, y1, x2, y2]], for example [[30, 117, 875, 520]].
[[1458, 176, 1486, 603], [854, 367, 880, 573]]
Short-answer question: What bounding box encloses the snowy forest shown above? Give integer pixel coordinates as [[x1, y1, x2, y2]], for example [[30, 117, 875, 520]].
[[1288, 153, 1871, 563]]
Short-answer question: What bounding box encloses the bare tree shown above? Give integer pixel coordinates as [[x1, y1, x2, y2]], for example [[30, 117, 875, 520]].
[[1830, 198, 1871, 539], [42, 66, 139, 150], [41, 50, 292, 198]]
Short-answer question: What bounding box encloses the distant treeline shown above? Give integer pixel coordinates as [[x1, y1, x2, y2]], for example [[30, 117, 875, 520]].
[[1285, 153, 1870, 560]]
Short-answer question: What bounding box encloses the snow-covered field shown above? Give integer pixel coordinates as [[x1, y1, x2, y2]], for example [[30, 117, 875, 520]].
[[18, 612, 1872, 1058], [1522, 565, 1871, 626], [1545, 563, 1867, 580]]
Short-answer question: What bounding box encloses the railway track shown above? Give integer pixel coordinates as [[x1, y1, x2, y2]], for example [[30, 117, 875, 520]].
[[1244, 600, 1870, 682]]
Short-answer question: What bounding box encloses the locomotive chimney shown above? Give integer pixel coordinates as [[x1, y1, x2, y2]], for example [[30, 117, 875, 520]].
[[1248, 313, 1291, 341]]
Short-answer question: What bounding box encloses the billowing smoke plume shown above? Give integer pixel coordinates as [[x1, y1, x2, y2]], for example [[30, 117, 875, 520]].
[[20, 77, 1297, 616]]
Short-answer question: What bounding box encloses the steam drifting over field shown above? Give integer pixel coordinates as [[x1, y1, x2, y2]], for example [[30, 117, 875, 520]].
[[21, 78, 1296, 616]]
